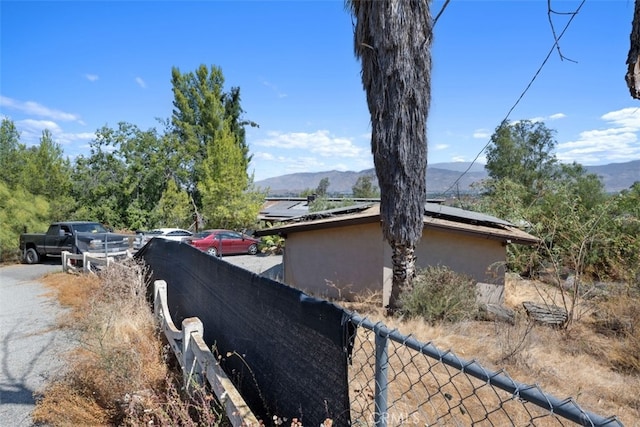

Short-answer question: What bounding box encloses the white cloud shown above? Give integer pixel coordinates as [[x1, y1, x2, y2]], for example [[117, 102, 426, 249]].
[[256, 130, 362, 158], [472, 129, 491, 139], [0, 96, 80, 122], [528, 113, 566, 123], [85, 74, 99, 82], [135, 77, 147, 88], [557, 107, 640, 164], [549, 113, 566, 120], [434, 144, 449, 150], [15, 119, 94, 146]]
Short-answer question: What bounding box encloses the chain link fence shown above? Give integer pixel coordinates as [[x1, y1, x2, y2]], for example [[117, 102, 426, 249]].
[[347, 314, 623, 427]]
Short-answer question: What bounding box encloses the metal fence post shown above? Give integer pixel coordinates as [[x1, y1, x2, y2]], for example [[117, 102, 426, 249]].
[[374, 323, 389, 427]]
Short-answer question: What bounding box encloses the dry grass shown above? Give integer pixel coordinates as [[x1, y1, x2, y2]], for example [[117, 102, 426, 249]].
[[34, 264, 640, 425], [32, 261, 227, 426], [346, 275, 640, 426]]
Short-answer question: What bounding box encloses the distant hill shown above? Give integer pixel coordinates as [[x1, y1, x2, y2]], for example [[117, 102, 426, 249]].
[[255, 160, 640, 196]]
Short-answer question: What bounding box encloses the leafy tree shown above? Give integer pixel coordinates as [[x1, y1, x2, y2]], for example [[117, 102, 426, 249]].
[[71, 127, 129, 227], [170, 65, 254, 204], [485, 120, 560, 205], [0, 118, 26, 188], [352, 175, 380, 198], [558, 162, 607, 211], [152, 178, 192, 229], [315, 177, 330, 197], [0, 181, 50, 261], [349, 0, 433, 310], [198, 120, 264, 229], [21, 130, 74, 219]]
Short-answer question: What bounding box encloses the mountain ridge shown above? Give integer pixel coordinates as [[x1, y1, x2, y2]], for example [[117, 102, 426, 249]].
[[255, 160, 640, 196]]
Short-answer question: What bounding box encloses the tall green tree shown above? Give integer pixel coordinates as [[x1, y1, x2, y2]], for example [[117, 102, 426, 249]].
[[0, 118, 26, 188], [170, 65, 254, 203], [352, 174, 380, 198], [349, 0, 433, 311], [152, 178, 192, 229], [485, 120, 560, 205], [171, 64, 261, 229], [21, 130, 72, 197], [315, 177, 330, 197], [71, 126, 129, 227], [21, 130, 74, 219], [198, 120, 264, 229]]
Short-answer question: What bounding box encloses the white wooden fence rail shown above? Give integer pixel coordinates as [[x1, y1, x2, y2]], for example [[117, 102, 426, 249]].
[[153, 280, 260, 427], [61, 250, 128, 273]]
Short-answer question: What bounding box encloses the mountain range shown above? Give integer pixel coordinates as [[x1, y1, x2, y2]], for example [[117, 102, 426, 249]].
[[255, 160, 640, 196]]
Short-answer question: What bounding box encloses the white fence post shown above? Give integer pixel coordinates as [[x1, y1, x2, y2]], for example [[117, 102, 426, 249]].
[[182, 317, 204, 389]]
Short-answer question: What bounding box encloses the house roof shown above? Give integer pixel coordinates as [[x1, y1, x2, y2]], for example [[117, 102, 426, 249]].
[[255, 202, 540, 246]]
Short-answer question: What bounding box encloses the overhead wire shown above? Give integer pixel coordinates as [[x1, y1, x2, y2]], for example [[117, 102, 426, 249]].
[[440, 0, 587, 197]]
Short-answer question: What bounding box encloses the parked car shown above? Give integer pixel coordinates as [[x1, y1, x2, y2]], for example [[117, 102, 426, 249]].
[[189, 229, 260, 257], [135, 228, 193, 249]]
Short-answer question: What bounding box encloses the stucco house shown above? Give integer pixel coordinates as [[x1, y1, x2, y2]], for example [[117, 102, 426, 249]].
[[255, 202, 539, 307]]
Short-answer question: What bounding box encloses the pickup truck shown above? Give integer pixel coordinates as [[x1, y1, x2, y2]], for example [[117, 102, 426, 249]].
[[19, 221, 131, 264]]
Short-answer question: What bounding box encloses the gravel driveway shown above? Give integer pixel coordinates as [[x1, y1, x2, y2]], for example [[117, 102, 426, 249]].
[[0, 254, 282, 426], [0, 262, 68, 427]]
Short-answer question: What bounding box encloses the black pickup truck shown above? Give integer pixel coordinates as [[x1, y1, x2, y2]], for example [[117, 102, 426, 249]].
[[19, 221, 131, 264]]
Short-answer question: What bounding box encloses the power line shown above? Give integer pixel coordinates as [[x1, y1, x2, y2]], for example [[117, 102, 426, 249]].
[[440, 0, 586, 197]]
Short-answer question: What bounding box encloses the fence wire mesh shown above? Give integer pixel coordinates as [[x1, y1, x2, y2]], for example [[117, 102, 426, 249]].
[[347, 314, 623, 427]]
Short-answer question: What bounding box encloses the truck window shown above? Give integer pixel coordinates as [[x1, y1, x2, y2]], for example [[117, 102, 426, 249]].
[[73, 223, 108, 233]]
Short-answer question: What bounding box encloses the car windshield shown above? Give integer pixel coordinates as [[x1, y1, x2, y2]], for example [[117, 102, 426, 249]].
[[73, 223, 109, 233]]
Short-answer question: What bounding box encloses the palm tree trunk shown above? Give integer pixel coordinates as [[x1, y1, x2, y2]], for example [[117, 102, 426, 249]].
[[348, 0, 432, 312], [388, 240, 417, 311], [627, 0, 640, 99]]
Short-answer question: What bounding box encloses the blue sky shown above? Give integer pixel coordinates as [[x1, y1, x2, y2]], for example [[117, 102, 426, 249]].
[[1, 0, 639, 182]]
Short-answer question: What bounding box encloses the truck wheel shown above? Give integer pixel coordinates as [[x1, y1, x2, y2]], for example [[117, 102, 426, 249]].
[[24, 248, 40, 264]]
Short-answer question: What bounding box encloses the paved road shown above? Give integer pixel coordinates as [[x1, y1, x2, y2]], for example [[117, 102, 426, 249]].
[[0, 262, 68, 427], [223, 253, 283, 280]]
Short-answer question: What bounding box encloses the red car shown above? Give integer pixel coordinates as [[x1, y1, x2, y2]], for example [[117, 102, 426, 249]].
[[189, 229, 260, 257]]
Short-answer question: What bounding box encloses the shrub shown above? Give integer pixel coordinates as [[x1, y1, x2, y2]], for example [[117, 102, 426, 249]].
[[260, 234, 285, 255], [399, 265, 478, 322]]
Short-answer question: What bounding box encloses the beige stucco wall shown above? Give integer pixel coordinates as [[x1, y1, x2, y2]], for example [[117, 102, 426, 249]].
[[284, 223, 507, 304], [383, 228, 507, 306], [283, 222, 385, 300]]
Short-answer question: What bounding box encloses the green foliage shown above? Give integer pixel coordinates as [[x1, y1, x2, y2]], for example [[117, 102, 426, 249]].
[[152, 179, 192, 229], [259, 234, 285, 255], [21, 130, 72, 199], [198, 120, 265, 230], [315, 177, 330, 197], [485, 120, 559, 205], [399, 266, 478, 322], [0, 117, 26, 188], [352, 174, 380, 198], [170, 64, 255, 204], [0, 182, 50, 261], [308, 197, 354, 213]]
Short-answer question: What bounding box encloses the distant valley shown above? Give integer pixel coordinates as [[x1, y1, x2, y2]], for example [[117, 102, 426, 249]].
[[255, 160, 640, 196]]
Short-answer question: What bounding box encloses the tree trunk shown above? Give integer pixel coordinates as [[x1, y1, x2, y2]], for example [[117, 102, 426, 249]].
[[349, 0, 432, 312], [388, 240, 417, 312], [626, 0, 640, 99]]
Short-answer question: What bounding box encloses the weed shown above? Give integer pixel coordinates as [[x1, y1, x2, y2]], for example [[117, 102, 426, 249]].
[[399, 265, 478, 322], [34, 259, 226, 426]]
